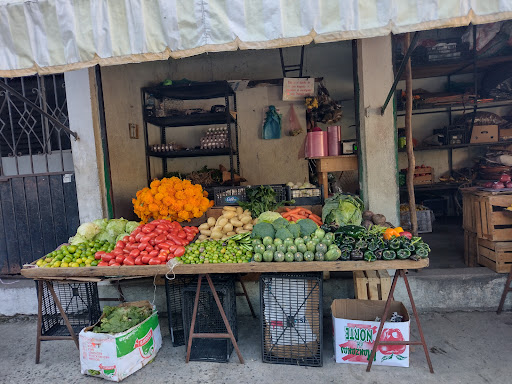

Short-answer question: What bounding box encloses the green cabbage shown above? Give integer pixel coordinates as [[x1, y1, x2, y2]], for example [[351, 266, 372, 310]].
[[69, 234, 87, 245], [93, 219, 108, 232], [95, 231, 116, 244], [257, 211, 282, 223], [106, 218, 128, 237], [322, 193, 364, 226], [116, 233, 130, 243], [125, 221, 140, 235], [76, 222, 101, 240]]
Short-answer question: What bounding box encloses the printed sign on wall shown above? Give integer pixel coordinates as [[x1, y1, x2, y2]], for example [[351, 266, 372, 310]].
[[282, 78, 315, 101]]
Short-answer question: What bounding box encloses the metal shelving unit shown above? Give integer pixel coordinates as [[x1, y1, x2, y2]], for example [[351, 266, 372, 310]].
[[141, 81, 239, 184]]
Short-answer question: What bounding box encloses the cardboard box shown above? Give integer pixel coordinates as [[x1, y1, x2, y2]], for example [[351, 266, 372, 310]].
[[331, 299, 410, 367], [499, 128, 512, 141], [470, 125, 498, 143], [79, 301, 162, 382]]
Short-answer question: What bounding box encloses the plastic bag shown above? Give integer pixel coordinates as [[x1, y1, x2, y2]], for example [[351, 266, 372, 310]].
[[454, 111, 508, 126], [262, 105, 282, 139], [286, 104, 303, 136]]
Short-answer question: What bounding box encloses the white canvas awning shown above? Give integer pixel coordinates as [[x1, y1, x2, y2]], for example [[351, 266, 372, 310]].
[[1, 0, 511, 77]]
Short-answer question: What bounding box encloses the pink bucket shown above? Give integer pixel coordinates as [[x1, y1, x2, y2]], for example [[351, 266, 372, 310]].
[[327, 126, 341, 156], [306, 131, 328, 157]]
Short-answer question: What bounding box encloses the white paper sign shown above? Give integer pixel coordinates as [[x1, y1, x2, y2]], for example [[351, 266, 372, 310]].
[[282, 78, 315, 101]]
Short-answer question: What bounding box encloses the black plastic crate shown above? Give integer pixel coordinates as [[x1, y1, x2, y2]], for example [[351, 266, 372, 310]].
[[37, 281, 101, 337], [288, 185, 324, 206], [165, 276, 196, 347], [213, 184, 288, 206], [260, 273, 323, 367], [182, 276, 237, 362]]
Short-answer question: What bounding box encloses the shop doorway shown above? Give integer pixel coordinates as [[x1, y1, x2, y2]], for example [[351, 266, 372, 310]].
[[0, 75, 79, 274]]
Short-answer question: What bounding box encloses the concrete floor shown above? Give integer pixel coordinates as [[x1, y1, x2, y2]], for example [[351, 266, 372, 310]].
[[421, 217, 466, 269], [1, 311, 511, 384]]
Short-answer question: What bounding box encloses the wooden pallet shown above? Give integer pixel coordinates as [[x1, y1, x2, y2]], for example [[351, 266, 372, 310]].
[[464, 230, 478, 267], [478, 239, 512, 273], [353, 270, 391, 300], [462, 190, 512, 241]]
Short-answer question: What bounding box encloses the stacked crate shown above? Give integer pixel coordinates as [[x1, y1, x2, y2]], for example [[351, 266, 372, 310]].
[[462, 189, 512, 273]]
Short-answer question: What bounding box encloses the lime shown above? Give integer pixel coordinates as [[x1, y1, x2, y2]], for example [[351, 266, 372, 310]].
[[70, 262, 80, 267], [61, 262, 69, 268], [68, 245, 77, 254]]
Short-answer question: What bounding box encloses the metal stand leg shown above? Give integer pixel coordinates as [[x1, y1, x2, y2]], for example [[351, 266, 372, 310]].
[[35, 281, 43, 364], [497, 268, 512, 314], [46, 281, 80, 349], [237, 274, 256, 318], [185, 274, 244, 364], [366, 269, 434, 373]]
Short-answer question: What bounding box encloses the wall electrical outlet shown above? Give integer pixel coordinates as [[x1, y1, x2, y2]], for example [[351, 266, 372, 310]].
[[129, 123, 139, 139]]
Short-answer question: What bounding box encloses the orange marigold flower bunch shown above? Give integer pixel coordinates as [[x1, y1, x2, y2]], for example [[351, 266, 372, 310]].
[[132, 177, 213, 223]]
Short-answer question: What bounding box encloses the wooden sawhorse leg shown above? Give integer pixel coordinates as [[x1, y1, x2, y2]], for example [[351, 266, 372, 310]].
[[35, 280, 80, 364], [236, 274, 256, 319], [497, 268, 512, 314], [366, 269, 434, 373], [186, 274, 244, 364]]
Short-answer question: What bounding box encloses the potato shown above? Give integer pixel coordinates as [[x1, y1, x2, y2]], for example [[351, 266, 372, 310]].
[[235, 227, 245, 234], [226, 231, 236, 236], [223, 223, 234, 233], [253, 218, 258, 224], [198, 234, 208, 241], [223, 211, 236, 219], [211, 230, 223, 239], [200, 229, 212, 236], [213, 226, 224, 232], [238, 229, 250, 234], [198, 223, 210, 230], [243, 209, 251, 216], [230, 218, 244, 227], [243, 223, 253, 230], [223, 206, 237, 212], [217, 217, 228, 228], [236, 206, 243, 215], [207, 217, 216, 226], [240, 216, 252, 224], [221, 235, 229, 240]]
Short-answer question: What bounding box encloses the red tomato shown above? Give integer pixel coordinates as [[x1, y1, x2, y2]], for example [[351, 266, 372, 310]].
[[154, 228, 163, 235], [169, 244, 178, 253], [135, 232, 144, 242], [142, 224, 155, 234], [95, 251, 105, 260], [167, 235, 182, 245], [110, 262, 121, 267], [147, 231, 158, 238], [141, 255, 151, 264], [177, 231, 187, 239], [124, 243, 134, 251], [186, 234, 195, 242], [167, 254, 174, 261], [140, 250, 149, 257], [129, 249, 140, 258], [174, 246, 186, 258], [115, 255, 126, 264], [123, 236, 130, 242], [116, 241, 126, 249], [98, 261, 109, 267], [138, 242, 148, 251], [378, 329, 406, 355], [132, 227, 142, 234], [108, 259, 117, 266], [111, 249, 122, 257], [123, 248, 131, 254], [148, 258, 161, 265], [123, 257, 135, 266], [128, 236, 136, 243], [140, 235, 151, 243], [149, 250, 159, 258], [155, 234, 166, 244], [134, 256, 143, 265], [157, 224, 168, 231], [149, 239, 156, 246], [158, 242, 171, 250], [145, 244, 154, 252], [158, 255, 167, 263], [102, 254, 113, 262]]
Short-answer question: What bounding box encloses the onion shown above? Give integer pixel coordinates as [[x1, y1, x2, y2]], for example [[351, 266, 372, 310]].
[[500, 174, 512, 183], [506, 181, 512, 189], [483, 182, 494, 188], [493, 181, 505, 189]]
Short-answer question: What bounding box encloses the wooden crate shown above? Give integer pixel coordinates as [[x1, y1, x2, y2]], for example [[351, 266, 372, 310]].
[[473, 191, 512, 241], [464, 230, 478, 267], [477, 238, 512, 273], [413, 167, 434, 185], [462, 191, 479, 233], [353, 270, 391, 300]]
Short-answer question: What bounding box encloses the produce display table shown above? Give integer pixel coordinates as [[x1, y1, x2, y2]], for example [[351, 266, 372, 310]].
[[22, 258, 433, 372], [308, 155, 358, 199]]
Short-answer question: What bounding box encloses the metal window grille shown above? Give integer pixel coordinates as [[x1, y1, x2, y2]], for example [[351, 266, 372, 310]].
[[260, 273, 323, 367]]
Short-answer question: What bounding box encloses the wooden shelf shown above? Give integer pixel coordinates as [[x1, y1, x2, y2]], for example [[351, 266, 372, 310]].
[[398, 142, 512, 152], [142, 80, 234, 100], [396, 99, 512, 116]]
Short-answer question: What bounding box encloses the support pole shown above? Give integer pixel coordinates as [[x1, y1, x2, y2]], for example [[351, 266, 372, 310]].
[[404, 33, 418, 236]]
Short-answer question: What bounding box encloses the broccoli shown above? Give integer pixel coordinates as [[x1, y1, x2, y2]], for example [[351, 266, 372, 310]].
[[275, 228, 293, 241], [297, 219, 318, 237], [288, 223, 301, 238], [272, 217, 290, 230], [251, 222, 275, 239]]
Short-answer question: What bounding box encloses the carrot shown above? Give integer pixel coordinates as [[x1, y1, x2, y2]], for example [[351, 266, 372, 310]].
[[289, 214, 305, 222], [285, 207, 302, 215], [283, 207, 291, 212], [301, 208, 313, 215], [281, 212, 292, 218], [309, 215, 323, 225], [309, 213, 322, 222]]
